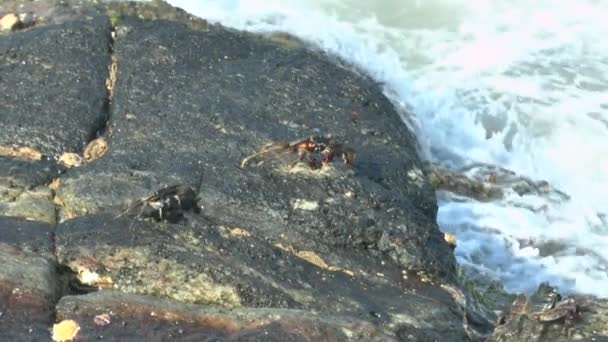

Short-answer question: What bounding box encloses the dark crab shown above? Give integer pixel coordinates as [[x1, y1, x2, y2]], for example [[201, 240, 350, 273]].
[[531, 297, 579, 324], [116, 184, 201, 224], [240, 135, 355, 169], [496, 285, 579, 335]]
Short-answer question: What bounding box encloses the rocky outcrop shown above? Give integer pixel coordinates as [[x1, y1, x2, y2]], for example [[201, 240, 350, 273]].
[[3, 1, 602, 341], [56, 13, 453, 280]]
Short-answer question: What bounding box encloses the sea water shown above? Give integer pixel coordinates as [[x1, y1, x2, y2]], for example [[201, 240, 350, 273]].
[[163, 0, 608, 296]]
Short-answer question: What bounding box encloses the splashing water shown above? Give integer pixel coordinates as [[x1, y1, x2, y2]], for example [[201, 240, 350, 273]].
[[164, 0, 608, 296]]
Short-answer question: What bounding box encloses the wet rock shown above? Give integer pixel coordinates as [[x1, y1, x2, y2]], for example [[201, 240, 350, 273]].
[[57, 16, 454, 282], [56, 291, 394, 341], [428, 162, 569, 206], [0, 156, 59, 223], [490, 284, 608, 341], [0, 217, 57, 341], [0, 13, 111, 158], [55, 214, 473, 339]]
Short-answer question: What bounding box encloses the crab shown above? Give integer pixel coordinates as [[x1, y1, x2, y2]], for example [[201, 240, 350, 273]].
[[240, 135, 355, 170], [496, 285, 579, 336], [531, 297, 578, 324], [116, 184, 201, 225]]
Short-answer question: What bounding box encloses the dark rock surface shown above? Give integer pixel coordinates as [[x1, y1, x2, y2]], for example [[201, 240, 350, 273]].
[[56, 291, 394, 341], [0, 156, 58, 190], [0, 13, 111, 158], [56, 214, 471, 340], [0, 156, 59, 223], [57, 15, 454, 282], [0, 217, 57, 341]]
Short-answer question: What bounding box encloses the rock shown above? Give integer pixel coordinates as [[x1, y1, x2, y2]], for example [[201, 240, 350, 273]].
[[0, 13, 20, 31], [428, 162, 569, 205], [0, 217, 57, 341], [55, 214, 473, 339], [57, 16, 455, 283], [0, 156, 59, 223], [0, 186, 56, 224], [56, 291, 394, 341], [0, 14, 112, 159]]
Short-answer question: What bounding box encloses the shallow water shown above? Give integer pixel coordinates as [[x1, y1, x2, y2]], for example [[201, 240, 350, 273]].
[[165, 0, 608, 296]]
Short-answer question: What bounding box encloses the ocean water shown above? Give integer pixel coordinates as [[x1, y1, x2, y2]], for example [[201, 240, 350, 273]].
[[163, 0, 608, 296]]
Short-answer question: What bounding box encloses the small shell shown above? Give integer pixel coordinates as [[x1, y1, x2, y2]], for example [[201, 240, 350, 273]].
[[344, 191, 356, 199], [0, 145, 43, 160], [443, 233, 457, 249], [52, 319, 80, 342], [94, 313, 111, 326], [58, 153, 83, 168], [0, 13, 20, 31], [83, 137, 108, 161]]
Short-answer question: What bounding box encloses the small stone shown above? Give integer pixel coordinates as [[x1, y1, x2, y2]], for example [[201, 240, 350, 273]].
[[0, 14, 20, 31]]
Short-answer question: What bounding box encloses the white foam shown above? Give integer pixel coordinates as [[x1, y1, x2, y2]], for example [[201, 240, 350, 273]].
[[164, 0, 608, 296]]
